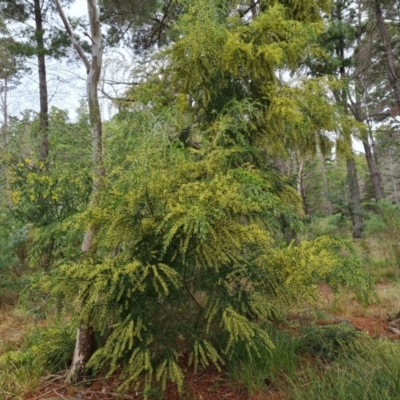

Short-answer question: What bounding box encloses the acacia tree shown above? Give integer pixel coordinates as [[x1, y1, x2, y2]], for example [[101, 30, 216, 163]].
[[43, 0, 373, 394], [54, 0, 105, 382]]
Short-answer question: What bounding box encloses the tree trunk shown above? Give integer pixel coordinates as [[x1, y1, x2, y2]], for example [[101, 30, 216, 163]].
[[389, 149, 399, 204], [54, 0, 105, 383], [362, 139, 384, 201], [348, 0, 385, 203], [320, 152, 332, 215], [1, 74, 12, 205], [373, 0, 400, 110], [34, 0, 49, 159], [65, 325, 96, 382], [346, 156, 363, 238], [297, 157, 309, 215], [1, 74, 8, 147], [335, 1, 363, 238]]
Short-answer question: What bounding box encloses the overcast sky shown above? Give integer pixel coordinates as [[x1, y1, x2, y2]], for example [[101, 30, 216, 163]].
[[4, 0, 134, 124]]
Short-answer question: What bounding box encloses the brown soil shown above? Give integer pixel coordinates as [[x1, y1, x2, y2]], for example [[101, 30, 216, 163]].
[[26, 368, 284, 400]]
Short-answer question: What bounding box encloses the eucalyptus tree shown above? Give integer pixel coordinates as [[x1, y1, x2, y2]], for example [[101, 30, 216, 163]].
[[54, 0, 106, 382]]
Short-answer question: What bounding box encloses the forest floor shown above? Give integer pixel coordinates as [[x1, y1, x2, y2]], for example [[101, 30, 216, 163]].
[[3, 280, 400, 400]]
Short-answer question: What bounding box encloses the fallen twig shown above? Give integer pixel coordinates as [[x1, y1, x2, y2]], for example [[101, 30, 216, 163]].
[[86, 391, 135, 399]]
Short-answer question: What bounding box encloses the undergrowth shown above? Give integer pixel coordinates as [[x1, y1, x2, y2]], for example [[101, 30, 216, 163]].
[[288, 337, 400, 400]]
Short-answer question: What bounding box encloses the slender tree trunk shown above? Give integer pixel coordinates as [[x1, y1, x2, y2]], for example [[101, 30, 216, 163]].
[[346, 155, 363, 238], [389, 150, 399, 204], [373, 0, 400, 109], [3, 74, 11, 205], [349, 87, 385, 202], [320, 152, 332, 215], [34, 0, 49, 159], [335, 2, 363, 238], [296, 157, 310, 215], [1, 74, 8, 147], [54, 0, 105, 383]]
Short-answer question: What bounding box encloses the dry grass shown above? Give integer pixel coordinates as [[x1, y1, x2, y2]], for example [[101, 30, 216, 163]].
[[322, 281, 400, 319], [0, 304, 43, 400], [0, 305, 35, 356]]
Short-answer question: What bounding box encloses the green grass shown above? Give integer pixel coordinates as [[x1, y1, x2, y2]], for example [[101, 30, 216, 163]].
[[287, 338, 400, 400], [226, 324, 299, 394], [0, 304, 74, 400], [0, 362, 45, 400]]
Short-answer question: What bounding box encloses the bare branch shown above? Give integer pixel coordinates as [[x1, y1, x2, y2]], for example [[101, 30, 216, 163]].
[[83, 31, 94, 45], [238, 0, 260, 18], [53, 0, 90, 72]]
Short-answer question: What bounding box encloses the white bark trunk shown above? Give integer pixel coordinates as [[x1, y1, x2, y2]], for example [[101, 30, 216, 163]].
[[54, 0, 105, 382]]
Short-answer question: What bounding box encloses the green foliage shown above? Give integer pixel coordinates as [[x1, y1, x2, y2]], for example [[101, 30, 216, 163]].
[[364, 200, 400, 279], [0, 322, 75, 374], [289, 338, 400, 400], [298, 322, 362, 361], [40, 101, 372, 395], [0, 211, 24, 295], [226, 324, 300, 394], [1, 108, 92, 271], [0, 360, 44, 400], [135, 0, 338, 161], [304, 214, 351, 239], [0, 0, 376, 396]]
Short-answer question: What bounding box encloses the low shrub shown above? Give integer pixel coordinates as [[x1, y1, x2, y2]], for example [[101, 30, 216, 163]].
[[298, 322, 362, 361]]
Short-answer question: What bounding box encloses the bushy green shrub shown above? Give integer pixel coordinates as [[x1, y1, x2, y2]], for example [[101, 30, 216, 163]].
[[0, 322, 76, 374], [0, 212, 30, 300], [303, 214, 351, 240], [298, 322, 362, 361]]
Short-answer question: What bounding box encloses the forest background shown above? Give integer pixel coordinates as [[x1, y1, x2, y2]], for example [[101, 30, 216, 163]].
[[2, 0, 400, 399]]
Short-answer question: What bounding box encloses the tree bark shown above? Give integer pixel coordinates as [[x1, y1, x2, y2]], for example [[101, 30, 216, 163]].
[[297, 157, 309, 215], [334, 1, 363, 238], [320, 152, 332, 215], [373, 0, 400, 110], [362, 139, 384, 201], [346, 156, 363, 238], [1, 73, 8, 147], [34, 0, 49, 160], [54, 0, 105, 383], [348, 103, 385, 202], [389, 149, 399, 204], [1, 73, 12, 205]]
